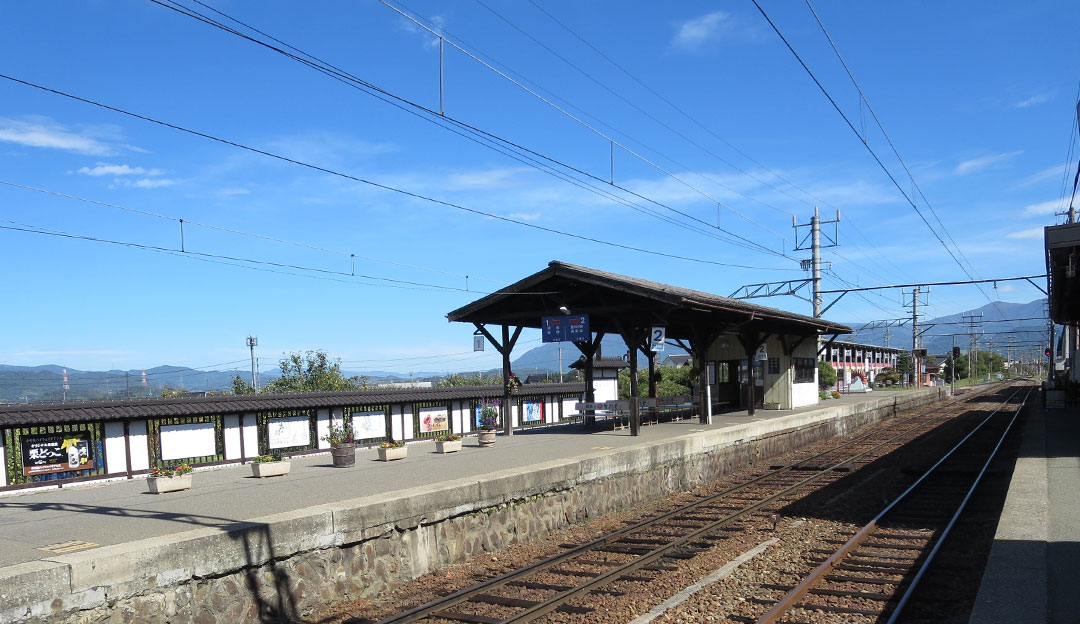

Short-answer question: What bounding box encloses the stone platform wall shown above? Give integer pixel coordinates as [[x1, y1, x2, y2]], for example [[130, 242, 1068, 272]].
[[6, 388, 949, 623]]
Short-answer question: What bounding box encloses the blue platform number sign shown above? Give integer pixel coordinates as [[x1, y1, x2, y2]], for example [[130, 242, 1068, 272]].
[[541, 314, 590, 343]]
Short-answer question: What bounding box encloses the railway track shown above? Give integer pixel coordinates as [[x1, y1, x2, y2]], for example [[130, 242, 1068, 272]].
[[751, 384, 1031, 624], [372, 383, 1014, 624]]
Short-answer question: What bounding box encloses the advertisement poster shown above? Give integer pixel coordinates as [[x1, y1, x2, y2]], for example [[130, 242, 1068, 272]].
[[419, 406, 448, 434], [351, 411, 385, 440], [21, 431, 94, 476], [523, 401, 543, 424], [268, 416, 311, 449]]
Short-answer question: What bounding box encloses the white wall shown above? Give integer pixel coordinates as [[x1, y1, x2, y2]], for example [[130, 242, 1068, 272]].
[[129, 420, 150, 471], [392, 405, 407, 440], [792, 383, 818, 408], [318, 409, 335, 450], [562, 398, 578, 419], [223, 414, 242, 460], [0, 437, 7, 485], [594, 378, 618, 403], [104, 421, 127, 473], [241, 414, 258, 460]]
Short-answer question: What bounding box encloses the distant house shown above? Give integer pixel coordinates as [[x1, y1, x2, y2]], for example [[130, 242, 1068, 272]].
[[662, 354, 692, 368]]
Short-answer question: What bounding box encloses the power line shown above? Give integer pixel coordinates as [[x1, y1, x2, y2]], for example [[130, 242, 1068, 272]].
[[379, 0, 797, 249], [0, 180, 509, 286], [148, 0, 791, 261], [0, 73, 794, 272], [525, 0, 916, 287], [476, 0, 799, 225], [752, 0, 1005, 315]]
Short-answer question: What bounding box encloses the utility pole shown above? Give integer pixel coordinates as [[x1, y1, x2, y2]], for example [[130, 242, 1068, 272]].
[[558, 343, 563, 383], [793, 207, 839, 318], [247, 336, 259, 391], [963, 312, 982, 387], [903, 287, 927, 387], [884, 326, 891, 348], [951, 334, 956, 395]]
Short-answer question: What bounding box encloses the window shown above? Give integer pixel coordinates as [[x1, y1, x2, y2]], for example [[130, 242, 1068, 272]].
[[793, 357, 816, 384]]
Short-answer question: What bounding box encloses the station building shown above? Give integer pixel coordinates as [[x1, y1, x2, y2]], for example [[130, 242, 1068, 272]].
[[818, 341, 905, 388]]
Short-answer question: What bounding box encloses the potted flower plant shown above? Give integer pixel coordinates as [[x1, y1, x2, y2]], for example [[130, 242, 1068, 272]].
[[434, 433, 462, 454], [324, 421, 356, 468], [377, 439, 407, 461], [250, 450, 291, 478], [147, 463, 193, 494], [477, 399, 499, 447]]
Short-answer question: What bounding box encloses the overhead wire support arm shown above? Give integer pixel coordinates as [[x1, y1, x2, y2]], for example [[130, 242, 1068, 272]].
[[729, 279, 814, 301]]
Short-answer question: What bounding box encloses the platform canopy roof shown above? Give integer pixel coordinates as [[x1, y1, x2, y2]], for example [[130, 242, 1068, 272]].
[[1045, 223, 1080, 325], [447, 261, 851, 341]]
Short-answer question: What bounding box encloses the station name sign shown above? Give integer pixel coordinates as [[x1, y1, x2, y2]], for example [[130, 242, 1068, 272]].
[[541, 314, 590, 343]]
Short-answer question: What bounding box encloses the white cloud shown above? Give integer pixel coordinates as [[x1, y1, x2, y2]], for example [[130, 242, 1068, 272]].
[[954, 150, 1023, 175], [1006, 226, 1045, 239], [672, 11, 735, 49], [507, 212, 541, 221], [1022, 199, 1064, 216], [397, 13, 446, 49], [0, 118, 113, 155], [77, 163, 163, 177], [219, 187, 250, 196], [1015, 93, 1051, 108], [1016, 164, 1068, 188], [447, 167, 528, 189], [128, 178, 175, 189]]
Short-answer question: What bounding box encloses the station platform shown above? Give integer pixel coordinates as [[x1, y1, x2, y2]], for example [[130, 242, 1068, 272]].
[[0, 387, 948, 623], [969, 393, 1080, 624]]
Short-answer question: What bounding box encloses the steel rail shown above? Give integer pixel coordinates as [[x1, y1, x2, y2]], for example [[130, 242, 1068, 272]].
[[377, 384, 1002, 624], [884, 385, 1033, 623], [754, 383, 1028, 624]]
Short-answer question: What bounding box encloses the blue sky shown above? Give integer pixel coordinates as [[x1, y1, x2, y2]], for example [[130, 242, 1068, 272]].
[[0, 1, 1076, 375]]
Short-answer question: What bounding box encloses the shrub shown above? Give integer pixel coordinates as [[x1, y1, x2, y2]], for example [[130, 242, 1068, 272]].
[[831, 391, 842, 399], [150, 463, 192, 478], [436, 434, 461, 442], [323, 421, 355, 445], [479, 399, 500, 430], [252, 451, 285, 463], [379, 440, 405, 449]]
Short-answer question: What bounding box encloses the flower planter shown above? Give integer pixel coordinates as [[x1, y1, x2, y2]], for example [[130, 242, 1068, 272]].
[[147, 473, 192, 494], [378, 445, 408, 461], [330, 443, 356, 468], [251, 461, 291, 478], [435, 439, 462, 454], [478, 430, 496, 447]]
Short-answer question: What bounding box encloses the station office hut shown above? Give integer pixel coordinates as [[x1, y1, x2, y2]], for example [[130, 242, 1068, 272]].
[[447, 261, 851, 435]]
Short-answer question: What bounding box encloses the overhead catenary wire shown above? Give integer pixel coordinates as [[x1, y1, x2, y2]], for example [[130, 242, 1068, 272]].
[[474, 0, 799, 225], [751, 0, 1007, 317], [0, 73, 795, 272], [149, 0, 792, 261], [0, 180, 509, 285], [377, 0, 797, 249]]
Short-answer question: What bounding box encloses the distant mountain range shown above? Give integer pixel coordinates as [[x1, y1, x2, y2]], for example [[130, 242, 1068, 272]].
[[0, 298, 1050, 404]]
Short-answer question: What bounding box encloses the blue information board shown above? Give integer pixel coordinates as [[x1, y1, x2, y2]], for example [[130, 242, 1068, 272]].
[[541, 314, 590, 343]]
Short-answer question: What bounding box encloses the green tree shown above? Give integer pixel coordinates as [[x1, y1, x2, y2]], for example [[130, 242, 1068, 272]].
[[943, 354, 967, 383], [896, 352, 914, 381], [437, 372, 500, 387], [262, 350, 367, 393], [231, 375, 256, 395], [618, 366, 693, 399], [818, 361, 837, 390], [876, 367, 901, 385]]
